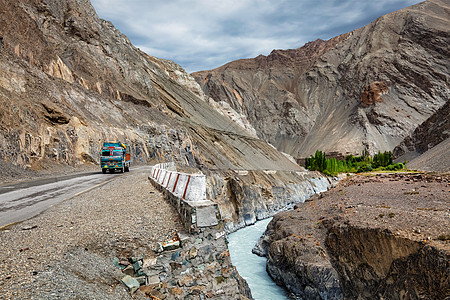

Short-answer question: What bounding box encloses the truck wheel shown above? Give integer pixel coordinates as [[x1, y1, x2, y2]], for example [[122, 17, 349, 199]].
[[102, 169, 106, 174]]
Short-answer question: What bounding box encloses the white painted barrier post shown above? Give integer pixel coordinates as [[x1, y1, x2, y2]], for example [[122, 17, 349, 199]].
[[149, 163, 217, 228], [150, 163, 208, 202]]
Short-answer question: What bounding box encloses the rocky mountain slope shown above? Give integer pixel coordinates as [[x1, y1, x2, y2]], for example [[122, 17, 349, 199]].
[[407, 138, 450, 172], [393, 99, 449, 171], [0, 0, 301, 174], [193, 0, 450, 158]]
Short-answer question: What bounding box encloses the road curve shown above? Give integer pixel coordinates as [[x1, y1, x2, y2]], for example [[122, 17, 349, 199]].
[[0, 166, 152, 228]]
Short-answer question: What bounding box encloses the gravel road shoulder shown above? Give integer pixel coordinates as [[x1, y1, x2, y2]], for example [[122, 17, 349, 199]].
[[0, 169, 183, 299]]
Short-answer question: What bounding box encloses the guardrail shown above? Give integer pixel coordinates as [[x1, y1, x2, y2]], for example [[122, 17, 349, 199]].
[[149, 163, 218, 232], [150, 163, 207, 202]]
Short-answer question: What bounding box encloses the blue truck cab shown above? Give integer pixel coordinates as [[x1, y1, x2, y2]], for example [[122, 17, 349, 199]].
[[100, 142, 131, 174]]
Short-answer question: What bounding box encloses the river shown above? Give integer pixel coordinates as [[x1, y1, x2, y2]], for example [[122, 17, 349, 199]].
[[228, 218, 290, 299]]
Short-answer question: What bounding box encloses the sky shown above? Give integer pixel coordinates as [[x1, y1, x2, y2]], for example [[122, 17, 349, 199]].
[[90, 0, 423, 73]]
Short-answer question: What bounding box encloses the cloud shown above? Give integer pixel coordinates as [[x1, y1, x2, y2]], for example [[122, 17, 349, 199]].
[[91, 0, 423, 72]]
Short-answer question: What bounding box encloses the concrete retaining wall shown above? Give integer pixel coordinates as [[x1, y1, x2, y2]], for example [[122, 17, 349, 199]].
[[149, 163, 219, 232]]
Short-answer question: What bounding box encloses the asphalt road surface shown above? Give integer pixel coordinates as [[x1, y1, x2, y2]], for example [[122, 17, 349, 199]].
[[0, 166, 151, 228]]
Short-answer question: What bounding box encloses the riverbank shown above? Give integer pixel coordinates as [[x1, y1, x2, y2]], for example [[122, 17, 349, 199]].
[[257, 172, 450, 299]]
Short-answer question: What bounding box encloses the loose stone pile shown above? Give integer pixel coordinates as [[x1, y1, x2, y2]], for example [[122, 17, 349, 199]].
[[114, 227, 251, 299]]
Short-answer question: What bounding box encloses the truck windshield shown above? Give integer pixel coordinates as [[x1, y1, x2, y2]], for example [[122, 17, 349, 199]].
[[101, 150, 111, 157], [113, 150, 123, 156]]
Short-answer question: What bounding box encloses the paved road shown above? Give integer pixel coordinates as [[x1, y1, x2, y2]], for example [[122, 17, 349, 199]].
[[0, 166, 151, 228]]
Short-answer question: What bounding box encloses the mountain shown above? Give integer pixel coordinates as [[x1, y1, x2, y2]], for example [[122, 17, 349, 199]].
[[0, 0, 300, 173], [406, 138, 450, 172], [192, 0, 450, 159], [393, 99, 449, 171]]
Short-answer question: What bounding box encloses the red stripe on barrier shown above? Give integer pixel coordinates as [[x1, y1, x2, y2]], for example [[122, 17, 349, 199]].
[[166, 172, 172, 188], [156, 169, 161, 180], [172, 174, 180, 193], [152, 168, 156, 178], [183, 175, 191, 200]]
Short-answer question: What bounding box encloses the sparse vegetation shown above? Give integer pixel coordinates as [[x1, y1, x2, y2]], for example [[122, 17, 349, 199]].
[[376, 205, 391, 209], [437, 234, 450, 241], [305, 149, 405, 176], [404, 191, 419, 195]]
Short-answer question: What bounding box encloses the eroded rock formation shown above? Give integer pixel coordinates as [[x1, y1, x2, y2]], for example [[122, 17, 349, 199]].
[[205, 169, 333, 231], [255, 174, 450, 299], [360, 81, 389, 107]]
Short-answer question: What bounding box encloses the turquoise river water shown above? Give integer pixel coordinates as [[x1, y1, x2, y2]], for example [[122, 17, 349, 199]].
[[228, 218, 290, 299]]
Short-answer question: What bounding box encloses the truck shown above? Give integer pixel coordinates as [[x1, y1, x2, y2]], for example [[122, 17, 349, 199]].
[[100, 142, 131, 174]]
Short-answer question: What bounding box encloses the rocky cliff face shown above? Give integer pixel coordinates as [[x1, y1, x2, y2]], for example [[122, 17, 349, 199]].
[[393, 99, 449, 167], [193, 0, 450, 158], [205, 169, 333, 232], [255, 174, 450, 299], [0, 0, 301, 174]]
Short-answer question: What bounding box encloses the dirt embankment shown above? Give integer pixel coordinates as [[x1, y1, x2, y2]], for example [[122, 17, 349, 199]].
[[257, 173, 450, 299]]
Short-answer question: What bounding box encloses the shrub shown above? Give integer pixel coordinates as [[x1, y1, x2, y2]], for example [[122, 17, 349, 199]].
[[384, 163, 404, 171], [373, 151, 393, 168], [357, 164, 373, 173], [306, 149, 404, 175]]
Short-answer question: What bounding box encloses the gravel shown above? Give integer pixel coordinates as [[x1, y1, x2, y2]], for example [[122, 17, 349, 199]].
[[0, 169, 183, 299]]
